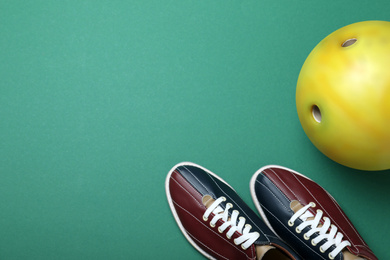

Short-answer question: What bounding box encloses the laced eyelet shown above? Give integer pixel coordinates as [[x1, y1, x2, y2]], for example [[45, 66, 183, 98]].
[[320, 246, 325, 253], [295, 227, 302, 233], [288, 220, 294, 226], [200, 194, 261, 253], [310, 202, 316, 207], [317, 209, 323, 215], [303, 233, 310, 240], [311, 240, 317, 246], [329, 253, 335, 260]]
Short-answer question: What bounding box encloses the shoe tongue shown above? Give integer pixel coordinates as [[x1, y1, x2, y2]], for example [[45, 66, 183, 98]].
[[202, 195, 224, 215], [255, 245, 276, 260], [290, 200, 304, 213], [202, 195, 215, 208], [342, 250, 366, 260], [290, 200, 316, 222]]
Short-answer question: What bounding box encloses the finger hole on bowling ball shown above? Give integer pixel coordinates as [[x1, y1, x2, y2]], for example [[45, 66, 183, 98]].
[[341, 38, 357, 47], [311, 105, 322, 123]]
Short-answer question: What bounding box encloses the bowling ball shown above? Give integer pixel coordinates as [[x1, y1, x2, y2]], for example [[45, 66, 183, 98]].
[[296, 21, 390, 171]]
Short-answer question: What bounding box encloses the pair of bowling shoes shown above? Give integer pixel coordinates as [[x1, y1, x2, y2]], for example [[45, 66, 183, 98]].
[[165, 162, 377, 260]]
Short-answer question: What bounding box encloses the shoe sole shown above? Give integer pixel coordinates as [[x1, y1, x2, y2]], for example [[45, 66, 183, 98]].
[[165, 162, 236, 260]]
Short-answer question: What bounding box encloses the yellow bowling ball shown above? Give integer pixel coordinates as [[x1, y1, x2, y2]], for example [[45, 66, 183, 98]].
[[296, 21, 390, 171]]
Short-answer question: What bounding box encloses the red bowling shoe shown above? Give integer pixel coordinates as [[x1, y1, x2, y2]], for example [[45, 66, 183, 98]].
[[166, 162, 302, 260], [250, 165, 378, 260]]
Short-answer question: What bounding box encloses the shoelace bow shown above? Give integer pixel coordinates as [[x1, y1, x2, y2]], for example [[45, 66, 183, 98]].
[[288, 202, 351, 259], [203, 196, 260, 250]]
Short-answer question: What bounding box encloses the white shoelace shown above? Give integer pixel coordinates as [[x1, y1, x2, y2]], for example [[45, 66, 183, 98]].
[[203, 196, 260, 250], [288, 202, 351, 259]]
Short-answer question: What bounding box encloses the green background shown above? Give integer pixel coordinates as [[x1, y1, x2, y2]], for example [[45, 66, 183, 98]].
[[1, 1, 389, 259]]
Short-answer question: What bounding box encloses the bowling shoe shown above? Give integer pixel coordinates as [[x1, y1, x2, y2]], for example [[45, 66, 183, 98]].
[[166, 162, 302, 260], [250, 165, 378, 260]]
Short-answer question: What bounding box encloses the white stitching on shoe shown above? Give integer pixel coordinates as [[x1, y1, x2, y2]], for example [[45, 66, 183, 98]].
[[171, 165, 260, 259], [252, 170, 327, 259], [171, 174, 203, 207], [260, 203, 327, 260], [288, 171, 359, 253], [289, 202, 352, 259], [183, 165, 270, 243], [182, 165, 215, 197], [172, 200, 254, 259], [255, 178, 290, 212], [272, 167, 373, 257], [208, 174, 270, 243], [326, 190, 367, 249], [203, 196, 261, 250], [267, 168, 300, 200]]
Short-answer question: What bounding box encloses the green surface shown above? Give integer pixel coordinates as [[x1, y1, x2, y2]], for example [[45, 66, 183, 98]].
[[1, 1, 389, 259]]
